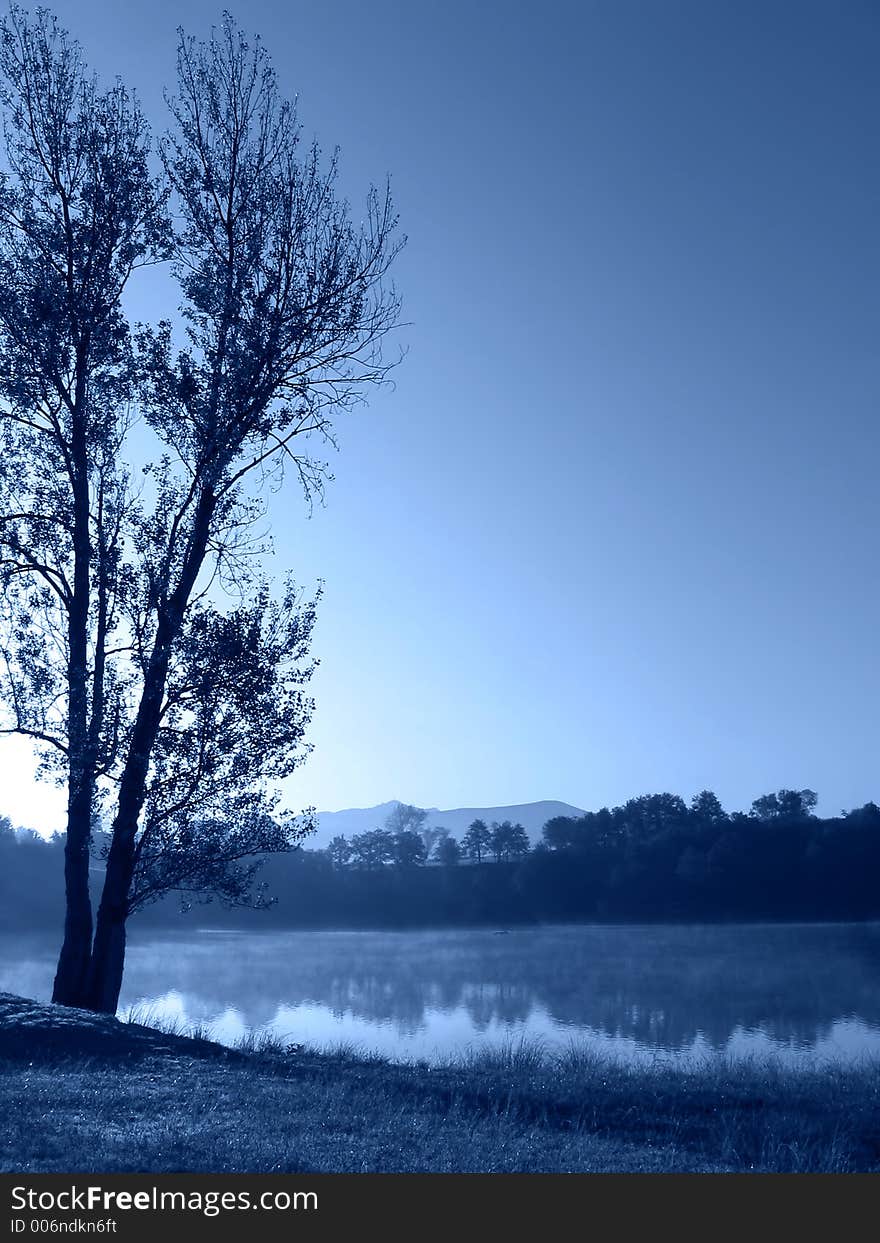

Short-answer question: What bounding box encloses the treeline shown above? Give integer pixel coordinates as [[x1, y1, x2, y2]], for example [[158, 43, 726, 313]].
[[3, 789, 880, 931], [0, 818, 67, 930]]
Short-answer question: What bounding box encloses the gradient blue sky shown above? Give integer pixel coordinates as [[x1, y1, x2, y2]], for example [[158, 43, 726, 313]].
[[1, 0, 878, 833]]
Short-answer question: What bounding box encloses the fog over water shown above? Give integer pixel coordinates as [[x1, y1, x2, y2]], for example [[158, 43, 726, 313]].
[[4, 923, 880, 1067]]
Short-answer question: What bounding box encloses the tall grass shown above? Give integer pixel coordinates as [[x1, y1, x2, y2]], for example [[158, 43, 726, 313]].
[[122, 1002, 210, 1042], [5, 998, 879, 1173]]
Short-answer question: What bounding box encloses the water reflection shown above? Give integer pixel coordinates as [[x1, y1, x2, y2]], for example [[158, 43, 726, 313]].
[[4, 923, 880, 1066]]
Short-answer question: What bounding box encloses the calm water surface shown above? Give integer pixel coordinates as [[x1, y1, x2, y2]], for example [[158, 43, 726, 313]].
[[4, 923, 880, 1067]]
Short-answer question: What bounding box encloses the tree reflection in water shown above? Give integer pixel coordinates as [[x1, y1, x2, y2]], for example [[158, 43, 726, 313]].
[[4, 924, 880, 1065]]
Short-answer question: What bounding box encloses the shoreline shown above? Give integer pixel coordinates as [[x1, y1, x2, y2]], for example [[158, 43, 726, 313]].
[[2, 993, 878, 1174]]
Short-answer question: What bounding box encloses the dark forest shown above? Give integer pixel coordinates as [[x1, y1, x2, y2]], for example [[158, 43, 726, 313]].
[[4, 788, 878, 931]]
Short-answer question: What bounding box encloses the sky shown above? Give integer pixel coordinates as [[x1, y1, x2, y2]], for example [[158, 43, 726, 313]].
[[0, 0, 878, 834]]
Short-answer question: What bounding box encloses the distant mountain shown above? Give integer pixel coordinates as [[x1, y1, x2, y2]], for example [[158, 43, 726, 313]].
[[306, 799, 586, 849]]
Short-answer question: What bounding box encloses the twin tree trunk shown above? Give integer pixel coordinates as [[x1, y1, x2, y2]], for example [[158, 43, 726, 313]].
[[85, 634, 175, 1013], [51, 774, 93, 1006], [52, 405, 97, 1008], [54, 487, 216, 1014]]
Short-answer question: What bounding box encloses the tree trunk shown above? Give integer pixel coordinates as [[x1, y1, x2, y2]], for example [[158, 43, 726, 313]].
[[84, 689, 160, 1013], [85, 622, 174, 1011], [51, 790, 93, 1007], [85, 485, 217, 1012], [86, 884, 128, 1015], [52, 407, 94, 1008]]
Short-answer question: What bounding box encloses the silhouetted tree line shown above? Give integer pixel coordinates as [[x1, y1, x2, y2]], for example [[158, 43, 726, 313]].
[[3, 789, 879, 931]]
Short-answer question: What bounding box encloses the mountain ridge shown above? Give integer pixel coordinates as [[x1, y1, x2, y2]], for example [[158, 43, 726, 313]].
[[308, 799, 586, 848]]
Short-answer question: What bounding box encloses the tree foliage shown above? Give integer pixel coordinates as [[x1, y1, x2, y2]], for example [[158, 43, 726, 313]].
[[385, 803, 428, 837], [350, 829, 396, 870], [392, 829, 428, 868], [750, 789, 818, 823], [489, 820, 529, 863], [434, 835, 461, 866], [461, 818, 491, 863]]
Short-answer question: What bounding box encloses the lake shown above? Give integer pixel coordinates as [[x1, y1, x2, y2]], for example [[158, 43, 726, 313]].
[[3, 922, 880, 1067]]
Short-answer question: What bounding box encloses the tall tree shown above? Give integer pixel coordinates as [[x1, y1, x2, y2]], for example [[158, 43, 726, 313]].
[[750, 789, 818, 823], [434, 834, 461, 866], [385, 803, 428, 837], [392, 830, 427, 868], [0, 6, 167, 1005], [489, 820, 530, 863], [85, 17, 402, 1013], [420, 824, 445, 858], [0, 10, 403, 1013], [690, 790, 728, 826], [350, 829, 396, 870], [462, 818, 491, 863]]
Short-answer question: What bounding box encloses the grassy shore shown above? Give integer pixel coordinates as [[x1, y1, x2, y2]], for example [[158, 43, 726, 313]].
[[1, 993, 878, 1173]]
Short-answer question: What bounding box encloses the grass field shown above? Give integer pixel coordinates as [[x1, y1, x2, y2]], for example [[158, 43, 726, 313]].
[[1, 993, 878, 1173]]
